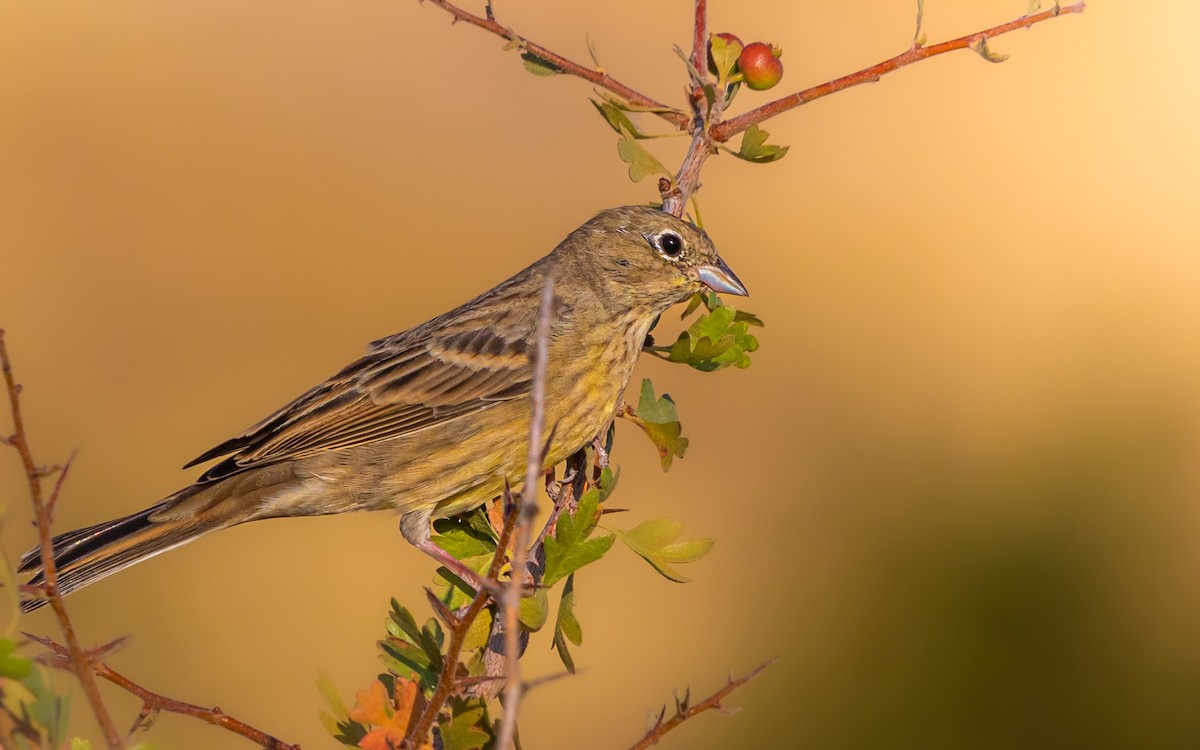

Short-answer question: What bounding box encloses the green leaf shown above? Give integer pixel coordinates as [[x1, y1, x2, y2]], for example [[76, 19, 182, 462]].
[[380, 601, 444, 689], [709, 33, 743, 81], [552, 575, 582, 674], [617, 128, 671, 182], [431, 516, 497, 560], [71, 740, 92, 750], [1027, 0, 1042, 13], [0, 637, 31, 679], [594, 90, 686, 116], [543, 532, 614, 589], [544, 483, 615, 587], [631, 379, 689, 470], [521, 52, 560, 76], [732, 124, 789, 163], [613, 518, 714, 583], [969, 35, 1009, 63], [442, 704, 491, 750], [914, 0, 927, 47], [24, 665, 71, 746], [461, 608, 493, 652], [672, 44, 708, 88], [518, 588, 550, 631], [316, 673, 350, 722], [592, 99, 641, 137], [659, 301, 761, 372]]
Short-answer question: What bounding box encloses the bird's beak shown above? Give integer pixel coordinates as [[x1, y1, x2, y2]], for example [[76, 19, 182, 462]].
[[697, 257, 749, 296]]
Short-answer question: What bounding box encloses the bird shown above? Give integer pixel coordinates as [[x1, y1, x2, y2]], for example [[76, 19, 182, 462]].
[[17, 205, 747, 612]]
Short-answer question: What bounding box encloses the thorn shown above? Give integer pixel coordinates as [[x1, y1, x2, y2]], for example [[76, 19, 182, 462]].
[[424, 588, 456, 625]]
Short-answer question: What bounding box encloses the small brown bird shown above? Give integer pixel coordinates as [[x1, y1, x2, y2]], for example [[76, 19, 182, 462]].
[[18, 205, 746, 611]]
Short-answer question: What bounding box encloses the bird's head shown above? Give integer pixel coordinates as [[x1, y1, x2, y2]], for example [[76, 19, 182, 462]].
[[556, 205, 747, 316]]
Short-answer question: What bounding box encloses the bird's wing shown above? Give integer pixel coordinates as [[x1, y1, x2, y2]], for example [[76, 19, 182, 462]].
[[185, 319, 534, 483]]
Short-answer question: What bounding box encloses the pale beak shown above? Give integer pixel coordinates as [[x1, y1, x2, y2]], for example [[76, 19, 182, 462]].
[[697, 258, 749, 296]]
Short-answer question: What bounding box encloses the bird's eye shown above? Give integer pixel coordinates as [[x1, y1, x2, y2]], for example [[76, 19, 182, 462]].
[[658, 231, 683, 257]]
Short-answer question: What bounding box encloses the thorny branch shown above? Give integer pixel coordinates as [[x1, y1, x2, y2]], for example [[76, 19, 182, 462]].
[[495, 275, 555, 749], [421, 0, 688, 129], [712, 2, 1088, 141], [31, 634, 299, 750], [0, 330, 124, 749], [628, 658, 777, 750], [422, 0, 1084, 215]]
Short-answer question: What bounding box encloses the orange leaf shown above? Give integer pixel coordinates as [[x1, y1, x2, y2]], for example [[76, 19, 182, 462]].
[[358, 726, 406, 750], [350, 680, 392, 727]]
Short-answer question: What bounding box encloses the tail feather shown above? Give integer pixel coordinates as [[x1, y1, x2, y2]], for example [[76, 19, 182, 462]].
[[19, 504, 209, 613], [17, 462, 309, 612]]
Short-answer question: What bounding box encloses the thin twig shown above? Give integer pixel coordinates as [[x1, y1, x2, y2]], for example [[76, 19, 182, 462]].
[[628, 658, 777, 750], [32, 635, 298, 750], [406, 494, 521, 744], [495, 275, 554, 750], [0, 330, 124, 749], [421, 0, 688, 129], [711, 2, 1086, 142], [689, 0, 708, 95]]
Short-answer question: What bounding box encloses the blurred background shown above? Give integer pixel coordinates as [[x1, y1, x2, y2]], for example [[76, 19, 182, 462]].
[[2, 1, 1199, 748]]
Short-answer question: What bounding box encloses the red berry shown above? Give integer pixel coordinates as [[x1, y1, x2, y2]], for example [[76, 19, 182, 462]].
[[738, 42, 783, 90], [707, 32, 744, 75]]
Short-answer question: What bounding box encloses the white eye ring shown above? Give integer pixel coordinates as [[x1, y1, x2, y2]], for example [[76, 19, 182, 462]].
[[646, 230, 685, 260]]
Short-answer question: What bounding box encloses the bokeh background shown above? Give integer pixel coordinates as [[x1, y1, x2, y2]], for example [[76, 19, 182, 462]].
[[2, 1, 1199, 748]]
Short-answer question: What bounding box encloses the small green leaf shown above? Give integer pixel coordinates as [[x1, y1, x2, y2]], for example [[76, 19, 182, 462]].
[[553, 575, 582, 674], [672, 44, 708, 88], [521, 52, 560, 76], [658, 301, 761, 372], [914, 0, 927, 47], [432, 516, 497, 559], [544, 479, 615, 586], [518, 588, 549, 631], [71, 740, 92, 750], [442, 704, 491, 750], [617, 128, 671, 182], [592, 99, 641, 137], [543, 532, 615, 588], [586, 34, 601, 68], [631, 379, 689, 470], [969, 35, 1009, 63], [0, 638, 31, 679], [732, 124, 789, 163], [613, 518, 715, 583], [1027, 0, 1042, 13], [461, 608, 493, 652], [316, 673, 350, 722], [709, 33, 743, 81]]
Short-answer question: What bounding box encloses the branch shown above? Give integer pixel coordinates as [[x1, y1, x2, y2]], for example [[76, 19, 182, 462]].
[[496, 274, 554, 750], [421, 0, 689, 129], [628, 658, 777, 750], [406, 494, 520, 744], [0, 330, 124, 749], [711, 2, 1086, 142], [689, 0, 708, 93], [30, 635, 298, 750]]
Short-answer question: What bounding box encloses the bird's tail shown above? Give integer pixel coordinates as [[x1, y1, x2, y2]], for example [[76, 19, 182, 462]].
[[16, 495, 217, 613]]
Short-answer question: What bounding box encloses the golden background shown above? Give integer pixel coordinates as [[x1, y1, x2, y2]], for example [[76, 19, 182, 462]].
[[2, 1, 1199, 748]]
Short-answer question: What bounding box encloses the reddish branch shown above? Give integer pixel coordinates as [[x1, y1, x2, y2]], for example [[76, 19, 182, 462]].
[[0, 330, 123, 749], [712, 2, 1087, 141], [406, 495, 519, 744], [628, 658, 777, 750], [31, 635, 298, 750], [421, 0, 688, 129], [422, 0, 1084, 214], [689, 0, 708, 94]]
